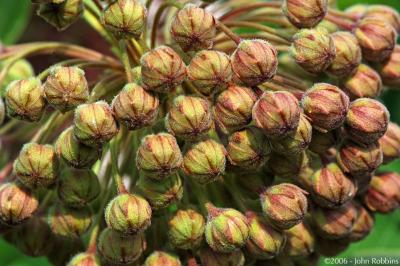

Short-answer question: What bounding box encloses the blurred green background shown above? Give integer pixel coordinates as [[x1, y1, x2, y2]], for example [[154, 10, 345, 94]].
[[1, 0, 400, 265]]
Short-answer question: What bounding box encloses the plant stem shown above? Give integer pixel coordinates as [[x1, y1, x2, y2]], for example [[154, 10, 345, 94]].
[[216, 21, 242, 45], [110, 138, 127, 194], [219, 2, 281, 21], [119, 40, 133, 83], [325, 14, 355, 31], [30, 112, 61, 143], [223, 21, 292, 42]]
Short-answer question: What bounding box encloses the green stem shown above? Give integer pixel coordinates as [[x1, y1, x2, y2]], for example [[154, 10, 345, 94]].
[[119, 40, 133, 83], [219, 2, 281, 21], [30, 112, 61, 143], [223, 175, 247, 213], [216, 21, 242, 45], [110, 138, 127, 194], [223, 21, 292, 42], [187, 179, 209, 215], [0, 120, 19, 136]]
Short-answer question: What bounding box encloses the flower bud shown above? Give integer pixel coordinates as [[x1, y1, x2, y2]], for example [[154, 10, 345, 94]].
[[316, 237, 349, 257], [378, 45, 400, 86], [231, 39, 278, 86], [214, 85, 257, 134], [67, 252, 101, 266], [136, 174, 183, 210], [183, 139, 226, 185], [136, 133, 183, 180], [317, 19, 339, 33], [337, 140, 383, 177], [141, 46, 186, 93], [112, 83, 159, 130], [268, 151, 309, 179], [57, 168, 100, 208], [144, 251, 181, 266], [345, 4, 367, 20], [365, 5, 400, 33], [348, 202, 374, 242], [227, 127, 271, 170], [253, 91, 301, 138], [105, 193, 152, 235], [284, 222, 315, 258], [73, 101, 119, 147], [0, 97, 5, 126], [341, 64, 382, 100], [260, 183, 308, 230], [245, 212, 286, 260], [282, 0, 328, 28], [5, 78, 46, 122], [187, 50, 232, 96], [205, 203, 249, 253], [101, 0, 147, 39], [98, 228, 146, 265], [290, 28, 336, 74], [37, 0, 84, 31], [345, 98, 389, 145], [43, 66, 89, 112], [166, 95, 212, 141], [171, 5, 216, 52], [326, 32, 361, 77], [379, 122, 400, 164], [0, 182, 38, 226], [301, 83, 349, 132], [47, 237, 85, 266], [308, 129, 338, 154], [199, 247, 245, 266], [55, 126, 101, 169], [168, 209, 205, 250], [354, 17, 397, 62]]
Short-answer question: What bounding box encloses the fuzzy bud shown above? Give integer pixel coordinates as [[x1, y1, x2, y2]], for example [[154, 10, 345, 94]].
[[199, 247, 245, 266], [282, 0, 328, 28], [37, 0, 84, 31], [284, 222, 315, 258], [378, 45, 400, 86], [308, 130, 338, 154], [365, 5, 400, 33], [144, 251, 181, 266], [348, 202, 374, 242], [379, 122, 400, 164], [268, 151, 309, 179], [67, 252, 101, 266]]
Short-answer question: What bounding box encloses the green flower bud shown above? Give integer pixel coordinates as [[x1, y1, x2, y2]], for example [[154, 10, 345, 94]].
[[290, 28, 336, 74], [98, 228, 146, 265], [57, 168, 100, 208], [345, 98, 389, 145], [214, 85, 257, 134], [183, 139, 226, 185], [136, 133, 183, 180], [348, 202, 374, 242], [301, 83, 349, 132], [337, 140, 383, 177], [13, 143, 59, 189], [308, 129, 338, 154], [345, 4, 367, 20], [365, 5, 400, 33], [166, 95, 212, 141], [283, 0, 328, 28], [231, 39, 278, 86], [253, 91, 301, 138], [0, 97, 5, 126], [47, 237, 85, 266], [268, 151, 309, 179], [0, 182, 38, 226], [101, 0, 147, 39], [316, 237, 349, 257], [168, 209, 205, 250], [43, 66, 89, 112], [0, 59, 34, 92], [105, 193, 152, 235], [141, 46, 186, 93], [144, 251, 181, 266], [5, 78, 46, 122], [47, 205, 93, 238], [37, 0, 84, 31], [136, 174, 183, 210], [316, 19, 339, 33], [199, 247, 245, 266], [187, 50, 232, 96], [55, 126, 101, 169], [354, 17, 397, 62], [112, 83, 159, 130], [67, 252, 101, 266], [245, 212, 286, 260], [205, 203, 249, 253], [378, 45, 400, 86], [73, 101, 119, 147], [227, 127, 271, 170], [171, 5, 216, 52], [379, 122, 400, 164], [284, 222, 315, 258]]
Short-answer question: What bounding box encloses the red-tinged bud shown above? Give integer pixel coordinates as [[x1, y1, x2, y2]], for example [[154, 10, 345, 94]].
[[37, 0, 84, 31], [379, 122, 400, 163], [198, 247, 245, 266], [378, 45, 400, 86], [282, 0, 328, 28], [308, 129, 339, 154], [283, 222, 315, 258], [67, 252, 101, 266], [348, 202, 374, 242], [144, 251, 182, 266], [365, 5, 400, 33]]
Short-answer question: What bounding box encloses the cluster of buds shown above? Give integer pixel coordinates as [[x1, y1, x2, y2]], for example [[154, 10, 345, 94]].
[[1, 0, 400, 265]]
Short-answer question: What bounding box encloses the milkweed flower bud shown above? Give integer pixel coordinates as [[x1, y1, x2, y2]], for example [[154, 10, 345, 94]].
[[183, 139, 226, 185], [166, 95, 212, 141], [214, 86, 257, 134], [13, 143, 58, 189], [205, 203, 249, 253], [98, 228, 146, 265], [290, 28, 336, 74], [171, 5, 216, 52], [341, 64, 382, 100], [136, 133, 183, 180], [168, 209, 205, 250], [308, 130, 338, 154], [348, 202, 374, 242], [354, 17, 397, 62], [379, 122, 400, 164], [187, 50, 232, 96], [43, 66, 88, 112], [0, 182, 38, 226], [245, 212, 286, 260], [105, 193, 152, 235], [112, 83, 159, 130], [284, 222, 315, 258], [282, 0, 328, 28], [227, 127, 271, 170], [101, 0, 147, 39], [345, 4, 367, 19], [231, 39, 278, 86], [253, 91, 301, 139], [144, 251, 181, 266], [301, 83, 350, 132], [378, 45, 400, 86], [73, 101, 119, 147], [199, 248, 245, 266], [57, 168, 100, 208], [5, 78, 46, 122], [345, 98, 389, 145], [141, 46, 186, 93], [67, 252, 101, 266], [37, 0, 84, 31], [55, 127, 100, 169], [365, 5, 400, 33], [268, 151, 309, 179], [260, 183, 308, 230]]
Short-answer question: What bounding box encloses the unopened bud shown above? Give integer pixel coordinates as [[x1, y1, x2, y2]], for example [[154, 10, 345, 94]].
[[345, 4, 367, 20], [199, 247, 245, 266], [348, 202, 374, 242], [67, 252, 101, 266], [37, 0, 84, 31], [284, 222, 315, 258], [268, 151, 309, 179], [379, 122, 400, 164], [365, 5, 400, 33], [378, 45, 400, 86], [308, 129, 338, 154], [144, 251, 181, 266], [283, 0, 328, 28]]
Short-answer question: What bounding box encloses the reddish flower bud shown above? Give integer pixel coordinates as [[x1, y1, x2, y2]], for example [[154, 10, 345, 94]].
[[348, 202, 374, 242], [282, 0, 328, 28], [67, 252, 101, 266], [379, 122, 400, 163], [365, 5, 400, 33], [199, 247, 245, 266], [378, 45, 400, 86], [283, 222, 315, 258], [144, 251, 181, 266]]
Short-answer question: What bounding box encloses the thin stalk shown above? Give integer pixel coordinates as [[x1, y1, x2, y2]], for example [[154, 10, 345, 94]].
[[328, 8, 358, 21], [325, 14, 355, 31], [223, 176, 247, 213], [273, 74, 308, 91], [119, 40, 133, 83], [215, 32, 291, 45], [216, 21, 242, 45], [223, 21, 292, 42], [187, 179, 209, 215], [30, 112, 61, 143], [110, 138, 128, 194], [219, 2, 281, 21], [0, 162, 13, 182], [0, 120, 19, 136]]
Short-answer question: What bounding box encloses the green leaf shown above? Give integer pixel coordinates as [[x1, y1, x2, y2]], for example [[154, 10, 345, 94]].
[[0, 0, 31, 44]]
